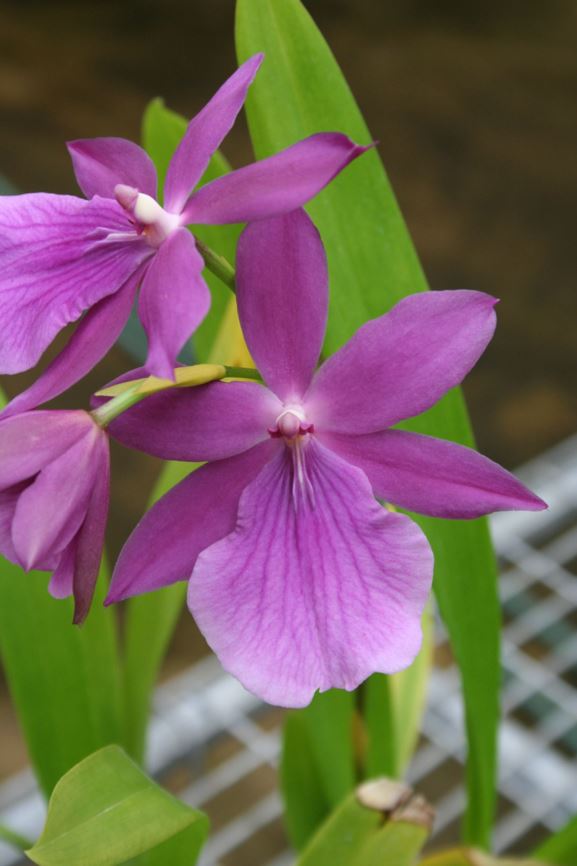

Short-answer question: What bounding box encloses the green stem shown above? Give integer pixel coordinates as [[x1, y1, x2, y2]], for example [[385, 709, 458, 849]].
[[92, 381, 144, 428], [224, 365, 261, 381], [91, 366, 261, 428], [195, 237, 236, 292], [0, 823, 34, 851]]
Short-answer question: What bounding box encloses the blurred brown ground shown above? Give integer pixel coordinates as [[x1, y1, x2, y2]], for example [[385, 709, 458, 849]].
[[0, 0, 576, 779]]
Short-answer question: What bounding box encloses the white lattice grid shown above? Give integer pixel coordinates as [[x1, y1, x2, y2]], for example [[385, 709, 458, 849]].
[[1, 434, 576, 866]]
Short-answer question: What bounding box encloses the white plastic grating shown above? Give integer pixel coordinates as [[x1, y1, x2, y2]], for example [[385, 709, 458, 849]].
[[1, 434, 577, 865]]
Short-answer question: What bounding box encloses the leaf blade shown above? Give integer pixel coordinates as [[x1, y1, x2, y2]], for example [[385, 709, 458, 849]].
[[26, 745, 208, 866]]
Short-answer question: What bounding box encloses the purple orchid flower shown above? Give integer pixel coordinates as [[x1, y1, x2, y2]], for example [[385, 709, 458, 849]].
[[0, 410, 109, 623], [0, 53, 368, 420], [104, 210, 545, 707]]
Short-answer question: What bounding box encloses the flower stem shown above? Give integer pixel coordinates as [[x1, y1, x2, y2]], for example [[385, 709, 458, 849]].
[[195, 237, 236, 292], [91, 364, 261, 428], [92, 381, 146, 427]]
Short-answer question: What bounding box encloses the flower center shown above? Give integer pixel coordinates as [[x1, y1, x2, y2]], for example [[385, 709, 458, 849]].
[[269, 405, 314, 441], [114, 184, 181, 248], [269, 405, 315, 507]]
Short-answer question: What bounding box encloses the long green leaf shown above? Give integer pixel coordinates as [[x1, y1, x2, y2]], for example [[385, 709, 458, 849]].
[[0, 558, 123, 797], [281, 712, 332, 849], [236, 0, 500, 846], [281, 689, 356, 849], [26, 745, 208, 866], [535, 814, 577, 865]]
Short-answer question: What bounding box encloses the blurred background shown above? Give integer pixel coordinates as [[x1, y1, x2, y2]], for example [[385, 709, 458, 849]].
[[0, 1, 576, 862]]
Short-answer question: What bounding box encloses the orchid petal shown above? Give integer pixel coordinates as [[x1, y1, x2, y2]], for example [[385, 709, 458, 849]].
[[188, 441, 433, 707], [236, 210, 327, 401], [1, 269, 140, 419], [182, 133, 370, 225], [307, 290, 498, 434], [0, 193, 150, 374], [323, 429, 547, 518], [163, 54, 263, 213], [108, 380, 281, 462], [48, 546, 75, 600], [11, 427, 101, 571], [0, 486, 24, 564], [107, 440, 277, 603], [67, 137, 157, 200], [72, 432, 110, 624], [138, 228, 210, 379], [0, 410, 89, 488]]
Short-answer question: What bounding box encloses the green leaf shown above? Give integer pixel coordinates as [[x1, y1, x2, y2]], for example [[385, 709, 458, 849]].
[[535, 813, 577, 865], [236, 0, 500, 845], [0, 558, 123, 797], [297, 779, 432, 866], [362, 675, 397, 779], [142, 99, 241, 362], [281, 712, 332, 849], [127, 824, 206, 866], [26, 745, 208, 866], [281, 689, 356, 850], [0, 387, 124, 794]]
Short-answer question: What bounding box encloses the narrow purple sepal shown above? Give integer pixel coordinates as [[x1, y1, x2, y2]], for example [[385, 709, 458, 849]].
[[67, 137, 158, 200], [163, 54, 263, 214], [323, 429, 547, 518], [236, 210, 328, 401], [181, 133, 371, 225], [306, 290, 498, 434], [72, 431, 110, 624], [138, 228, 210, 380]]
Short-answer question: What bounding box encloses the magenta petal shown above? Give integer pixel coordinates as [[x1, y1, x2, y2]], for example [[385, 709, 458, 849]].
[[0, 486, 24, 564], [49, 546, 75, 600], [236, 210, 327, 401], [11, 426, 101, 571], [163, 54, 263, 214], [72, 432, 110, 624], [0, 410, 89, 487], [67, 138, 157, 200], [181, 133, 370, 225], [108, 380, 281, 462], [138, 228, 210, 379], [188, 442, 433, 707], [1, 269, 140, 419], [323, 429, 547, 518], [0, 193, 150, 374], [107, 440, 278, 603], [307, 290, 498, 434]]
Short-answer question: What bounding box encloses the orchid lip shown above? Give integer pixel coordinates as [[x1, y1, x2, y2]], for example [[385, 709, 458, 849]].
[[114, 184, 181, 248]]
